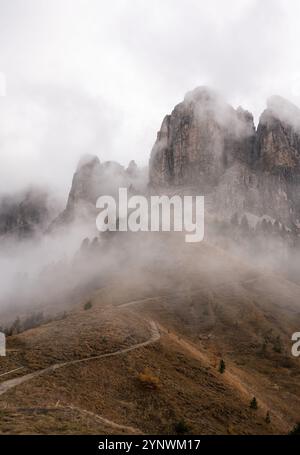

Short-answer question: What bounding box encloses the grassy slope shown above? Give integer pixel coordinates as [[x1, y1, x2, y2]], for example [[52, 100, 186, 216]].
[[0, 240, 300, 435]]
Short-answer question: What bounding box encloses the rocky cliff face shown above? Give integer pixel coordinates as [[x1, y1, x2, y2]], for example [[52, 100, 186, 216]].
[[255, 96, 300, 176], [51, 154, 146, 229], [149, 87, 300, 229], [150, 87, 255, 191], [254, 96, 300, 226], [0, 188, 58, 237]]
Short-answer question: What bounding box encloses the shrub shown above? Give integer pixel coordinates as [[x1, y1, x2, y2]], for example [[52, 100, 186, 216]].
[[174, 419, 190, 434], [12, 317, 21, 334], [250, 397, 258, 410], [22, 312, 44, 331], [289, 423, 300, 435], [273, 335, 282, 353], [137, 368, 160, 389], [218, 359, 226, 374], [2, 310, 68, 337], [84, 301, 92, 311]]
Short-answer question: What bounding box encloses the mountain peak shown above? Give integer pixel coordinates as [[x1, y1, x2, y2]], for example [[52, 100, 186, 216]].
[[150, 87, 254, 188], [183, 86, 220, 104], [262, 95, 300, 130], [76, 154, 100, 172]]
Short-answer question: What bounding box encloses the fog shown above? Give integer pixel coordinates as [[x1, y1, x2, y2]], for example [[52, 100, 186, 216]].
[[1, 0, 300, 194], [1, 1, 300, 328]]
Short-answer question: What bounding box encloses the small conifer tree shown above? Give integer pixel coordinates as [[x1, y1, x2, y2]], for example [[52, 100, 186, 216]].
[[219, 359, 226, 374], [174, 419, 189, 434], [289, 423, 300, 435], [250, 397, 258, 410]]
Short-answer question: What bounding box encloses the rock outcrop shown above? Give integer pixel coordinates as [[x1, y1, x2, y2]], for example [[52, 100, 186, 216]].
[[149, 87, 300, 229], [126, 160, 139, 177], [255, 96, 300, 177], [150, 87, 255, 191], [51, 155, 147, 230], [0, 187, 58, 237], [254, 96, 300, 226], [64, 154, 103, 219]]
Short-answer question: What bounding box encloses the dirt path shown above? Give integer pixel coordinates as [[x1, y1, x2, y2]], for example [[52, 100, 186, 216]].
[[0, 311, 160, 397], [0, 366, 24, 378], [66, 405, 143, 434], [0, 291, 286, 433], [0, 298, 161, 434]]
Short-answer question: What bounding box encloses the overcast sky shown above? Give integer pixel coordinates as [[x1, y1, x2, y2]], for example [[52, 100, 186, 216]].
[[1, 0, 300, 196]]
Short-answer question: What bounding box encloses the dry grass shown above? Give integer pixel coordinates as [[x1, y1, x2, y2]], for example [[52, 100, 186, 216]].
[[1, 240, 300, 435]]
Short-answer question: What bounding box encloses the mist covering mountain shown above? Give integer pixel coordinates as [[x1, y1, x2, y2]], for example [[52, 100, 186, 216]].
[[3, 86, 300, 243], [1, 88, 300, 435], [150, 87, 300, 229], [49, 155, 147, 230], [0, 187, 59, 237], [1, 87, 300, 319]]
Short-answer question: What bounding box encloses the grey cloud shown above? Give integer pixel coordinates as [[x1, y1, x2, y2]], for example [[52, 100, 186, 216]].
[[0, 0, 300, 195]]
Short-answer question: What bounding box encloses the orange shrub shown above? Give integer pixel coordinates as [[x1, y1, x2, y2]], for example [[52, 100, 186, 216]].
[[137, 368, 160, 389]]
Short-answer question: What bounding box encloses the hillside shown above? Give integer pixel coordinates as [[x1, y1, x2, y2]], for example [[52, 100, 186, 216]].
[[1, 237, 299, 435]]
